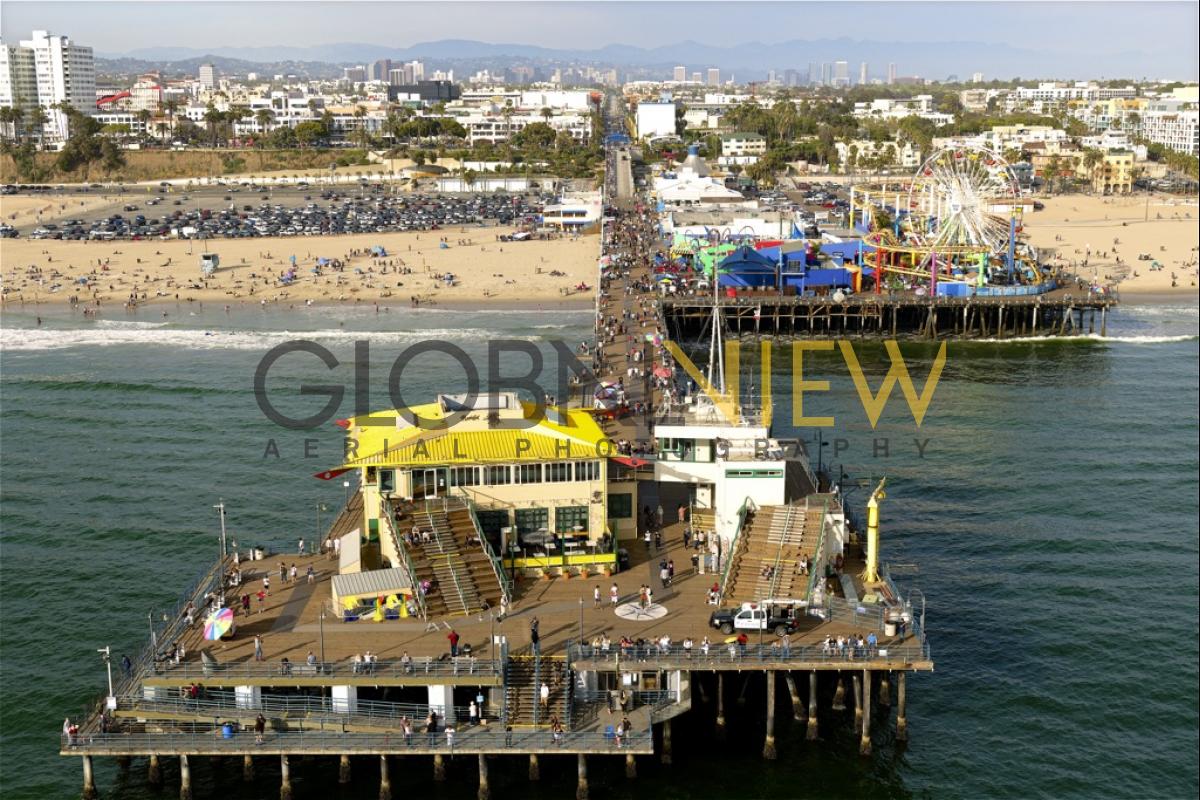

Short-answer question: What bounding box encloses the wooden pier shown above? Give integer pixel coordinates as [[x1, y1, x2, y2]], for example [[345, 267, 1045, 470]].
[[664, 288, 1117, 340]]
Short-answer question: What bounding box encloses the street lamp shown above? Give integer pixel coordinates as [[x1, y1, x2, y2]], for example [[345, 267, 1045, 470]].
[[319, 605, 326, 668], [98, 646, 114, 702], [343, 479, 351, 506]]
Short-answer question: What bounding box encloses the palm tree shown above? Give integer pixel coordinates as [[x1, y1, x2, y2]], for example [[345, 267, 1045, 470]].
[[540, 106, 553, 122], [27, 105, 49, 149], [203, 103, 223, 148], [136, 109, 152, 144], [353, 105, 371, 150], [254, 108, 275, 139], [162, 99, 180, 142], [0, 107, 18, 143]]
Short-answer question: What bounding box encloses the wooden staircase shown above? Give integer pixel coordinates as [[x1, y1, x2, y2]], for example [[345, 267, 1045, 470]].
[[504, 656, 571, 729], [723, 501, 819, 605], [405, 502, 505, 617]]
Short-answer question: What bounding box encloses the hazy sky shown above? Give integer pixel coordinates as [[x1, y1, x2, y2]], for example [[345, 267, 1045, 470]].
[[2, 1, 1197, 60]]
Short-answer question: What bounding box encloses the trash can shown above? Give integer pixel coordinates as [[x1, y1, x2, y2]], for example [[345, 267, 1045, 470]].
[[222, 723, 234, 739], [883, 621, 897, 637], [253, 547, 265, 561]]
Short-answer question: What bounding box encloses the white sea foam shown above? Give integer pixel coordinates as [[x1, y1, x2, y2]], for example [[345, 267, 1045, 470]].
[[0, 326, 549, 352], [972, 333, 1197, 344]]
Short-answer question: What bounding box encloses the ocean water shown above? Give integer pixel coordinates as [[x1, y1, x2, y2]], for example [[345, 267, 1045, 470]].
[[1, 301, 1197, 799]]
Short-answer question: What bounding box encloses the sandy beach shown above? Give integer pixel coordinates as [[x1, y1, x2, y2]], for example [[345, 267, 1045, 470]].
[[1021, 193, 1199, 297], [0, 225, 600, 309]]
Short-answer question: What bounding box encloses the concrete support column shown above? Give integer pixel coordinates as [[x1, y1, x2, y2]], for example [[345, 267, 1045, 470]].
[[860, 669, 872, 755], [332, 686, 359, 714], [117, 755, 131, 771], [528, 753, 540, 781], [625, 753, 637, 779], [379, 755, 392, 800], [715, 672, 726, 740], [179, 754, 192, 800], [852, 672, 863, 728], [763, 671, 777, 760], [784, 671, 805, 721], [433, 753, 446, 782], [576, 754, 589, 800], [806, 671, 819, 740], [148, 754, 162, 785], [339, 754, 352, 784], [280, 754, 293, 800], [896, 672, 908, 742], [477, 754, 490, 800], [82, 756, 98, 800], [832, 674, 846, 711], [661, 718, 673, 765], [243, 755, 255, 783], [879, 672, 891, 707]]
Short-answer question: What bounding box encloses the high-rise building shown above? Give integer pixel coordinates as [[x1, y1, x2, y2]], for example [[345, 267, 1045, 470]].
[[673, 65, 686, 82], [368, 59, 393, 82], [971, 72, 985, 84], [783, 69, 799, 87], [0, 44, 39, 112], [198, 63, 216, 89], [887, 63, 897, 85], [859, 62, 868, 85], [406, 60, 425, 82], [707, 67, 720, 86], [343, 66, 366, 82], [833, 61, 849, 87], [820, 63, 831, 86], [1, 31, 96, 140], [691, 71, 702, 84]]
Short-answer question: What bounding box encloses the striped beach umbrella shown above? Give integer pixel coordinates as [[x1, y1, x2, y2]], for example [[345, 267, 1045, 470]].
[[203, 607, 235, 640]]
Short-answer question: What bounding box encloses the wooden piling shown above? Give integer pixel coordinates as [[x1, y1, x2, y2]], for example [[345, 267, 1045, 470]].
[[148, 754, 162, 785], [806, 671, 819, 740], [280, 755, 293, 800], [785, 671, 805, 721], [433, 753, 446, 782], [715, 672, 726, 739], [528, 753, 540, 781], [379, 755, 391, 800], [763, 671, 778, 759], [179, 754, 192, 800], [477, 754, 490, 800], [243, 754, 254, 783], [853, 672, 863, 728], [576, 754, 589, 800], [860, 669, 873, 755], [896, 672, 908, 742], [661, 717, 673, 765], [832, 674, 846, 711], [879, 672, 891, 706], [625, 753, 637, 779], [339, 754, 352, 784], [82, 755, 98, 800]]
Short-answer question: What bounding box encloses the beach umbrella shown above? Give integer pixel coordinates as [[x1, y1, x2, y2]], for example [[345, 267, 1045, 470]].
[[653, 366, 673, 379], [203, 608, 234, 640]]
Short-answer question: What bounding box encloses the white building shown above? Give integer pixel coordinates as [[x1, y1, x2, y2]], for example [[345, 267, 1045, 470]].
[[0, 43, 38, 111], [853, 95, 953, 126], [635, 100, 676, 140], [720, 132, 767, 157], [654, 145, 746, 206], [1080, 129, 1148, 160], [1, 31, 96, 141], [519, 90, 592, 111], [459, 110, 591, 145], [673, 65, 687, 82], [198, 63, 216, 90], [1141, 100, 1199, 156], [1016, 81, 1136, 103], [835, 138, 922, 169], [541, 190, 603, 229]]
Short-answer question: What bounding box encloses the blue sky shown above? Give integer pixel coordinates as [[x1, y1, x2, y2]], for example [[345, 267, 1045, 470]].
[[2, 1, 1197, 75]]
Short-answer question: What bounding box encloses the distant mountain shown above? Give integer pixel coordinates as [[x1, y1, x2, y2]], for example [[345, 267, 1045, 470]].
[[96, 37, 1169, 81]]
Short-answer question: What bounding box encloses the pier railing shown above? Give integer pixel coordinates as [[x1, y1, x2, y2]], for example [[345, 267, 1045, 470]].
[[462, 496, 513, 605], [566, 638, 930, 668], [62, 727, 654, 756], [145, 655, 501, 682], [115, 692, 493, 727]]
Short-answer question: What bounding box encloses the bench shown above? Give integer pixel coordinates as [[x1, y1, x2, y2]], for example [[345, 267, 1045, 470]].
[[839, 573, 860, 606]]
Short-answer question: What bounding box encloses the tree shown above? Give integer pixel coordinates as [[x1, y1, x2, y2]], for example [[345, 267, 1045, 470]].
[[461, 167, 478, 190], [27, 105, 49, 150], [294, 120, 326, 148], [203, 103, 223, 147], [162, 99, 180, 142], [540, 106, 553, 121], [511, 121, 556, 150], [353, 105, 372, 150], [254, 108, 275, 137], [0, 107, 19, 143], [1043, 154, 1063, 194]]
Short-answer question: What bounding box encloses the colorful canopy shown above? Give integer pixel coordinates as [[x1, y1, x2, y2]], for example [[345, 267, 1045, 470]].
[[203, 608, 235, 641]]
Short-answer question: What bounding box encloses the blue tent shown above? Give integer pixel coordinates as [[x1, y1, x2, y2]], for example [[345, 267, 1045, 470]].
[[717, 245, 778, 288]]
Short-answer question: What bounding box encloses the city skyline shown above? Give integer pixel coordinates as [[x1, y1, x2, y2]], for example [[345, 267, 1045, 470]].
[[1, 1, 1198, 79]]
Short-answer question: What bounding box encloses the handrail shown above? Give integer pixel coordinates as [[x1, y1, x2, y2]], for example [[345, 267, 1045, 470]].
[[115, 692, 492, 727], [765, 504, 795, 600], [463, 496, 512, 605], [805, 500, 832, 604], [566, 638, 931, 667], [145, 655, 500, 682], [424, 509, 474, 615], [379, 511, 427, 621], [717, 496, 755, 605]]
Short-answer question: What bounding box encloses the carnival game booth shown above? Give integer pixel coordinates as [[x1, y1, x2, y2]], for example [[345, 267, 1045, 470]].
[[331, 568, 417, 621]]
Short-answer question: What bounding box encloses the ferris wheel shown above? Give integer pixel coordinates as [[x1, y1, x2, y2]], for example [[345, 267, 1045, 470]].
[[906, 145, 1020, 253]]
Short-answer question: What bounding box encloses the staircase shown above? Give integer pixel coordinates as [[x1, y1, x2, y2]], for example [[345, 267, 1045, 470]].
[[722, 501, 819, 605], [404, 501, 505, 617], [504, 656, 571, 729]]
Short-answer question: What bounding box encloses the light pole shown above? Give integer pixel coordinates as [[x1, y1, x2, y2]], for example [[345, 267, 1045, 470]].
[[578, 597, 584, 644], [214, 500, 228, 599], [98, 646, 114, 701], [319, 606, 326, 667], [343, 480, 351, 506]]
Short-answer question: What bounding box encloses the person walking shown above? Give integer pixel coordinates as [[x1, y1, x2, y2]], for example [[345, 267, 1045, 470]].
[[254, 635, 264, 662], [530, 617, 540, 656], [610, 582, 620, 607], [593, 585, 602, 608], [447, 629, 460, 658], [254, 713, 266, 744]]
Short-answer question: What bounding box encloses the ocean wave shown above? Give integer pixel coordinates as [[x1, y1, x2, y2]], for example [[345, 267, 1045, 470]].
[[0, 326, 553, 352], [93, 319, 171, 329], [970, 333, 1198, 344]]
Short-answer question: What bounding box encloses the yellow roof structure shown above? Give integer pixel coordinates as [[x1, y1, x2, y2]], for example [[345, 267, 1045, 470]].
[[339, 393, 610, 468]]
